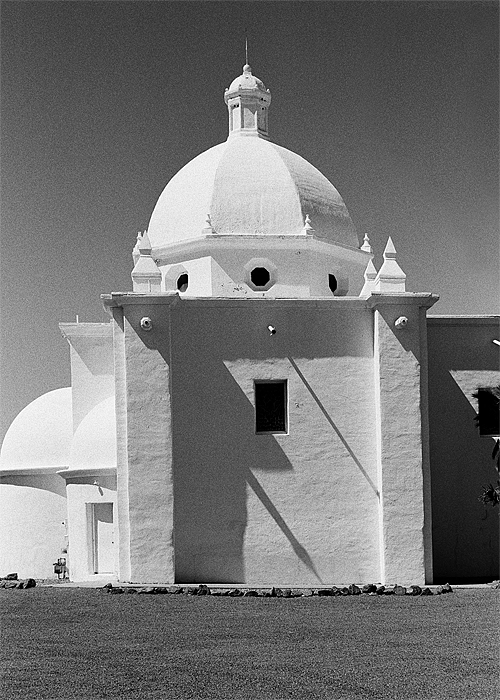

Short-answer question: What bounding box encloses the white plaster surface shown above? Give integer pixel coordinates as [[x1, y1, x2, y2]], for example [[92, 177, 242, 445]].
[[147, 136, 358, 250], [0, 476, 67, 579], [65, 477, 117, 581], [69, 396, 116, 470], [374, 302, 430, 584], [168, 300, 380, 585], [112, 304, 175, 583], [0, 388, 72, 470], [160, 246, 366, 298], [427, 316, 500, 581], [59, 323, 115, 433]]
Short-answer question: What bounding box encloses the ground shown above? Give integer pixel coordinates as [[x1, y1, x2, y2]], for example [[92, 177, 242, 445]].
[[0, 587, 497, 699]]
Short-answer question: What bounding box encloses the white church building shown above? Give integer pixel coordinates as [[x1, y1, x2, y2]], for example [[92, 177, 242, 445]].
[[1, 64, 498, 586]]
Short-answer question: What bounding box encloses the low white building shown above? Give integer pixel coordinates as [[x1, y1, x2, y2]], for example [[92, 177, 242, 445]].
[[1, 64, 498, 585]]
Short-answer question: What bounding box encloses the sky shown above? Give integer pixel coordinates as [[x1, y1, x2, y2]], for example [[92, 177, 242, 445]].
[[1, 0, 498, 442]]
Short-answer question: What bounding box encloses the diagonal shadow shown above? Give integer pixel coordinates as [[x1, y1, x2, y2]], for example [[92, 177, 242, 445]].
[[288, 357, 380, 499], [243, 467, 324, 584]]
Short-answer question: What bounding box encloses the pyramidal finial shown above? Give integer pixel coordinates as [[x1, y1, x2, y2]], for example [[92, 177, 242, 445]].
[[360, 259, 378, 297], [203, 213, 214, 234], [303, 213, 314, 235], [132, 230, 161, 293], [361, 233, 373, 253], [383, 236, 397, 259], [365, 259, 377, 280], [374, 236, 406, 293], [138, 230, 152, 254], [132, 231, 142, 263]]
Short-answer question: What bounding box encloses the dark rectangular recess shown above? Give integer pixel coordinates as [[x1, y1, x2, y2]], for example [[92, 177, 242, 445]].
[[255, 380, 287, 434], [477, 387, 500, 437]]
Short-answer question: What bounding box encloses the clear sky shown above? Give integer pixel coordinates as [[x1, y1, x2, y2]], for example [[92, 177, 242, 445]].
[[1, 0, 498, 442]]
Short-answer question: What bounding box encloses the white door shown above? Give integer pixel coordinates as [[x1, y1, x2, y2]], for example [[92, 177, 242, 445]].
[[91, 503, 115, 574]]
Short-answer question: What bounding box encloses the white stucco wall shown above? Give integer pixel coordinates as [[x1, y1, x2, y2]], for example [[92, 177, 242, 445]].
[[427, 316, 500, 582], [59, 323, 115, 433], [159, 243, 368, 299], [372, 295, 437, 585], [65, 477, 117, 581], [0, 476, 67, 579], [112, 303, 175, 584], [104, 293, 436, 586]]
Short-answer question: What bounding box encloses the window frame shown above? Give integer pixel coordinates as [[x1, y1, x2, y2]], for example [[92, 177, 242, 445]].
[[254, 379, 288, 435]]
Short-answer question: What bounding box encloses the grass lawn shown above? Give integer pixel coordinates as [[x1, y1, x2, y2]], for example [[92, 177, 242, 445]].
[[0, 587, 497, 700]]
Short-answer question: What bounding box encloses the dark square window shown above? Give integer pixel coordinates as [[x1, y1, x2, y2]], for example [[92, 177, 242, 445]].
[[476, 387, 500, 437], [255, 381, 287, 434]]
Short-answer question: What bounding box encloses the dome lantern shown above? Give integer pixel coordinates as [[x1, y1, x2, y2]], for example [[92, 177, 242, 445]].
[[224, 64, 271, 139]]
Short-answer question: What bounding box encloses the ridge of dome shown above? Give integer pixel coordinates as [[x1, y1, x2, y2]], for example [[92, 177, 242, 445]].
[[147, 136, 358, 250]]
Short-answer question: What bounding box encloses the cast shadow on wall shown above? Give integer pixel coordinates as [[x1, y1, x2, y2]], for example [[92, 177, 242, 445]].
[[171, 354, 321, 583], [170, 359, 377, 584], [429, 368, 499, 582]]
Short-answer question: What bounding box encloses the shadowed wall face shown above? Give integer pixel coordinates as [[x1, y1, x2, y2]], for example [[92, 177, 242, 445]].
[[169, 303, 380, 585], [427, 318, 499, 582]]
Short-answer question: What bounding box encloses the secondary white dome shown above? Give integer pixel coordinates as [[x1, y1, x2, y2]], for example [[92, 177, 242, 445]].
[[227, 64, 267, 92], [0, 388, 72, 470], [69, 396, 116, 470], [147, 136, 358, 250]]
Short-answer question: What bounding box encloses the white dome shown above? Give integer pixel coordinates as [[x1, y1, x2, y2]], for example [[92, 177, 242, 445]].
[[0, 388, 72, 470], [69, 396, 116, 470], [148, 136, 358, 250], [227, 64, 267, 92]]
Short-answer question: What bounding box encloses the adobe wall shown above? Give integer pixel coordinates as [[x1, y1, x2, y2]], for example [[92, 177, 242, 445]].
[[169, 299, 380, 585], [59, 323, 115, 433], [66, 475, 117, 581], [427, 316, 499, 582], [106, 293, 434, 586], [0, 476, 67, 579]]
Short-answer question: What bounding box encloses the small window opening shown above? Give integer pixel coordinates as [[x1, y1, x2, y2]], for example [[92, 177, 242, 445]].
[[177, 273, 188, 293], [255, 381, 287, 434], [328, 274, 338, 294], [251, 267, 270, 287], [475, 387, 500, 437]]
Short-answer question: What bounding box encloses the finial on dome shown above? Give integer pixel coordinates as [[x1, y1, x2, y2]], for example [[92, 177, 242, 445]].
[[225, 59, 271, 139], [138, 230, 152, 254], [203, 213, 214, 234], [361, 233, 373, 254], [303, 213, 314, 235], [374, 237, 406, 293], [383, 236, 397, 259], [131, 230, 162, 293], [360, 259, 378, 296], [132, 230, 143, 264]]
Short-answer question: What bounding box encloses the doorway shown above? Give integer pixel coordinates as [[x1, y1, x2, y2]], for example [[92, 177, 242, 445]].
[[89, 503, 115, 574]]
